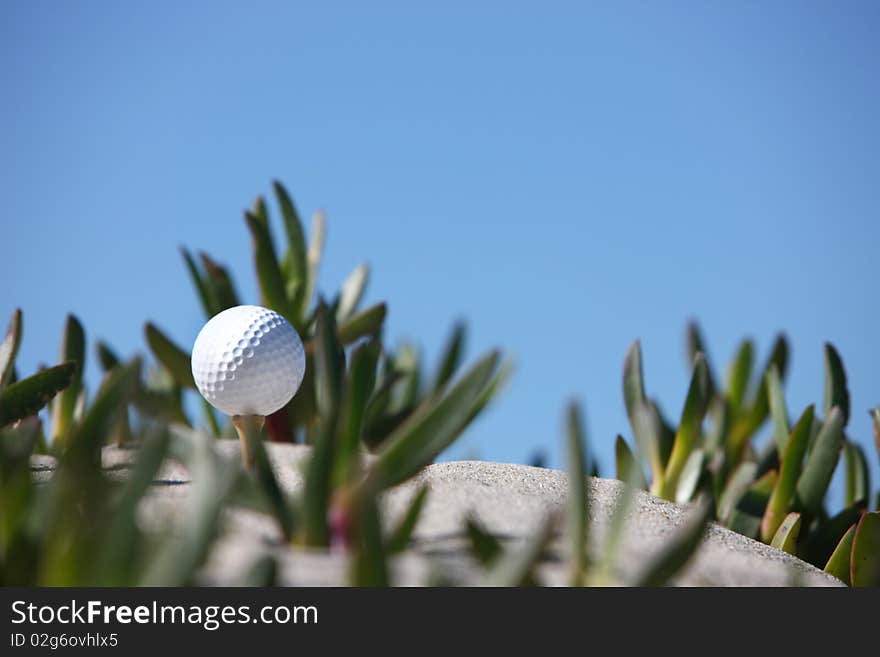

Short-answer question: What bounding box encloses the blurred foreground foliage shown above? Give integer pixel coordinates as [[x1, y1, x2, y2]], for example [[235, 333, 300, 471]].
[[1, 181, 877, 587]]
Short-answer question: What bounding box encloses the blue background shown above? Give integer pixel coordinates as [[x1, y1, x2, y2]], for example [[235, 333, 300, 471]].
[[2, 1, 878, 503]]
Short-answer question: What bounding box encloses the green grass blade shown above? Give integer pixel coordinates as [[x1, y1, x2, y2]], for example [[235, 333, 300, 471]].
[[336, 263, 370, 323], [632, 496, 711, 586], [387, 485, 429, 554], [850, 511, 880, 587], [144, 322, 195, 389], [180, 246, 217, 318], [769, 512, 801, 554], [565, 401, 589, 585], [843, 441, 870, 507], [0, 308, 22, 390], [823, 524, 855, 585], [823, 343, 850, 426], [761, 405, 814, 542], [766, 365, 789, 456], [660, 354, 709, 500], [50, 314, 85, 440], [362, 351, 499, 494], [433, 321, 466, 393], [338, 303, 387, 345], [0, 362, 76, 428], [614, 435, 647, 490], [794, 406, 844, 517]]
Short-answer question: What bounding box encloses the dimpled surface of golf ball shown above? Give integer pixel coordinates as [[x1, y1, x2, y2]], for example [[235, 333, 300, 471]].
[[191, 305, 305, 417]]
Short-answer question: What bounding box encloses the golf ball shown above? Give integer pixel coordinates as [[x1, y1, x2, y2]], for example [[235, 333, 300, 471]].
[[191, 305, 305, 417]]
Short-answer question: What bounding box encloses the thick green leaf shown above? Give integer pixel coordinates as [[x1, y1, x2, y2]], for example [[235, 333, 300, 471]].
[[336, 263, 370, 323], [62, 359, 140, 466], [843, 441, 870, 507], [350, 494, 389, 586], [805, 503, 866, 567], [94, 427, 170, 585], [726, 339, 754, 413], [387, 485, 429, 554], [0, 362, 76, 428], [686, 320, 716, 399], [728, 470, 777, 539], [466, 515, 503, 565], [250, 431, 296, 541], [95, 341, 120, 373], [245, 209, 297, 325], [338, 303, 387, 345], [675, 448, 706, 504], [479, 515, 555, 586], [718, 461, 758, 524], [302, 418, 337, 547], [794, 406, 844, 517], [872, 408, 880, 462], [199, 252, 240, 312], [334, 339, 380, 486], [593, 475, 637, 585], [761, 405, 814, 542], [0, 415, 41, 473], [313, 303, 344, 421], [302, 210, 326, 319], [614, 435, 647, 490], [273, 181, 309, 315], [51, 314, 85, 440], [144, 323, 195, 389], [238, 555, 278, 587], [766, 365, 789, 456], [850, 512, 880, 587], [180, 246, 217, 318], [434, 321, 466, 393], [361, 351, 499, 494], [659, 354, 710, 500], [141, 435, 239, 585], [623, 341, 661, 478], [823, 343, 850, 426], [0, 308, 22, 389], [565, 401, 589, 585], [632, 496, 711, 586], [770, 512, 801, 554], [823, 524, 855, 585]]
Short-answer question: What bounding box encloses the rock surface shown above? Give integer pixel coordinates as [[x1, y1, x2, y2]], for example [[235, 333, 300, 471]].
[[34, 440, 843, 586]]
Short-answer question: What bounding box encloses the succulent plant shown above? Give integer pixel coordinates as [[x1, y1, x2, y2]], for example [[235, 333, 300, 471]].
[[614, 323, 880, 586]]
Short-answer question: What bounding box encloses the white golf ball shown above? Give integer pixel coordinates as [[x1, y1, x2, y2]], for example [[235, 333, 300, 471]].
[[191, 305, 306, 417]]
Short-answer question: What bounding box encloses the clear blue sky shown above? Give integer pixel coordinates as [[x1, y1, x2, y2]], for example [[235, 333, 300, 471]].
[[2, 1, 878, 503]]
